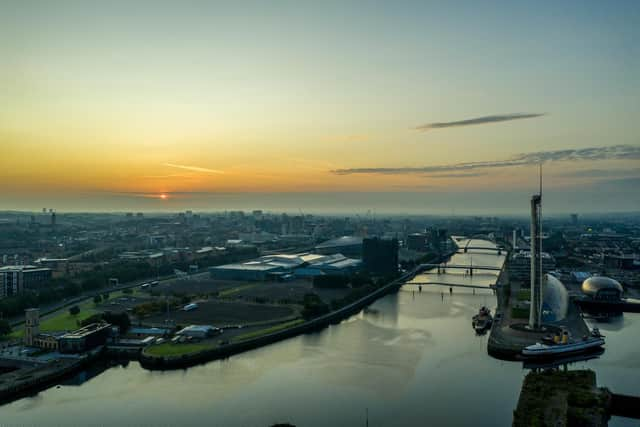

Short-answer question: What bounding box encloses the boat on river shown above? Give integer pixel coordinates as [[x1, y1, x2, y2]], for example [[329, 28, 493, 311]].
[[522, 328, 605, 359], [472, 306, 493, 333]]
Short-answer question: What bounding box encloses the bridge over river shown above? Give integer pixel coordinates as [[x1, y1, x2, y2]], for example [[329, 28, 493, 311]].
[[405, 238, 506, 290]]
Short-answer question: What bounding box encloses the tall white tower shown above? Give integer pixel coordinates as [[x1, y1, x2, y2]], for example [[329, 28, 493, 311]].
[[529, 170, 543, 329]]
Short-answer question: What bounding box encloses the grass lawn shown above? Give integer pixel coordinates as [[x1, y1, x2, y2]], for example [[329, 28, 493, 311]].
[[511, 306, 529, 319], [144, 342, 216, 357], [2, 286, 143, 341], [516, 289, 530, 301], [233, 319, 304, 342]]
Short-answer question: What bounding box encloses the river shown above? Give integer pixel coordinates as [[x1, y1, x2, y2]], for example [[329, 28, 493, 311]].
[[2, 240, 638, 426]]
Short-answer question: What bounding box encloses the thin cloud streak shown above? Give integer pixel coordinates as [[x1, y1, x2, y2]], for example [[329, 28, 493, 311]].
[[556, 168, 640, 178], [163, 163, 225, 174], [425, 172, 488, 178], [416, 113, 545, 131], [332, 145, 640, 175]]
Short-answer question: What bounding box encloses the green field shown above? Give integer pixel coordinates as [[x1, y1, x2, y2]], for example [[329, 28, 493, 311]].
[[144, 342, 216, 357], [6, 290, 137, 339], [233, 319, 304, 342], [516, 289, 530, 301]]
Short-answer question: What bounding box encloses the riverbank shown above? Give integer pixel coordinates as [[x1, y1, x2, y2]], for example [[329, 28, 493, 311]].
[[140, 249, 458, 370], [0, 347, 104, 405]]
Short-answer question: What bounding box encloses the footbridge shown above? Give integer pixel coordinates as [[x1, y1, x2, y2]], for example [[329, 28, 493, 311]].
[[418, 263, 501, 272], [405, 281, 495, 290]]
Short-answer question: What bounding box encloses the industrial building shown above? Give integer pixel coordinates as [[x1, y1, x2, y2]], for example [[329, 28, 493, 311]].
[[315, 236, 363, 256], [509, 250, 556, 285], [209, 252, 362, 281], [175, 325, 221, 339], [406, 233, 427, 251], [0, 265, 52, 298], [58, 323, 112, 354], [581, 276, 624, 301], [362, 237, 398, 276], [604, 254, 640, 270]]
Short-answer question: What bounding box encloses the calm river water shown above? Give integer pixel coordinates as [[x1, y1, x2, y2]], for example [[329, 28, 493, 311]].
[[2, 240, 638, 426]]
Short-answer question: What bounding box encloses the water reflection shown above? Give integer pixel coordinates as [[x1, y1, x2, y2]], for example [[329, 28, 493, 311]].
[[1, 241, 638, 427]]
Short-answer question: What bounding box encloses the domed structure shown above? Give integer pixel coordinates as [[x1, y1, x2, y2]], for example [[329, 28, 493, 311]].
[[581, 276, 623, 301], [541, 274, 569, 322]]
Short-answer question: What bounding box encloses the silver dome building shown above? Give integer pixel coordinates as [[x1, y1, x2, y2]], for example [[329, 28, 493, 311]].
[[541, 274, 569, 322], [581, 276, 623, 301]]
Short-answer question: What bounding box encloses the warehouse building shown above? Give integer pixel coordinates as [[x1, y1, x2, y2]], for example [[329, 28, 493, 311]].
[[210, 252, 362, 281], [315, 236, 363, 256], [58, 323, 112, 354]]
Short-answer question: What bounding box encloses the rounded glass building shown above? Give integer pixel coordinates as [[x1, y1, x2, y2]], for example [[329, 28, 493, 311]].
[[541, 274, 569, 322], [581, 276, 623, 301]]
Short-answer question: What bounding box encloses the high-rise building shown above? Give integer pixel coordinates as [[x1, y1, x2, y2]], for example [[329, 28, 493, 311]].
[[363, 237, 398, 275], [0, 266, 52, 298], [570, 213, 578, 226], [406, 233, 427, 251]]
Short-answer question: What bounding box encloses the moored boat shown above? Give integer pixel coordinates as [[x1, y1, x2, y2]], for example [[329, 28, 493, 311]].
[[472, 306, 493, 333], [522, 328, 605, 359]]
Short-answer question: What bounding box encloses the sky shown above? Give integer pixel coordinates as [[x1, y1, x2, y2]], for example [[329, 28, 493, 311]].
[[1, 0, 639, 214]]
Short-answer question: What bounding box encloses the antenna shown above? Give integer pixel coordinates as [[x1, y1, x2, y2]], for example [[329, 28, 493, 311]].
[[539, 163, 543, 197]]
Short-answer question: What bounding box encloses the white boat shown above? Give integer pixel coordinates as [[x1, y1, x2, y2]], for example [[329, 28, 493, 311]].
[[522, 331, 605, 359]]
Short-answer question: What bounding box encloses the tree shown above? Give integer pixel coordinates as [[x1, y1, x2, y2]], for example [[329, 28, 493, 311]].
[[301, 293, 330, 319], [0, 319, 11, 336], [93, 295, 103, 304], [69, 305, 80, 315]]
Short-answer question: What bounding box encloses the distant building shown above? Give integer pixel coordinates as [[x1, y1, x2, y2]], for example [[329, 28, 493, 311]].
[[210, 252, 361, 281], [33, 332, 64, 351], [315, 236, 363, 256], [362, 237, 398, 276], [58, 323, 112, 354], [581, 276, 624, 301], [0, 265, 52, 298], [604, 254, 639, 271], [24, 308, 40, 346], [175, 325, 221, 339], [406, 233, 427, 251], [570, 213, 578, 226], [210, 263, 284, 281], [509, 250, 555, 285]]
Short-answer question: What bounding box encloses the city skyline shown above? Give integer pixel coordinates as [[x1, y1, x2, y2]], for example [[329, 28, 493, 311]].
[[1, 1, 639, 213]]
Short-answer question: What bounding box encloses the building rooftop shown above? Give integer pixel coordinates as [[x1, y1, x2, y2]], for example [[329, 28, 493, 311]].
[[61, 322, 111, 339], [315, 236, 363, 249]]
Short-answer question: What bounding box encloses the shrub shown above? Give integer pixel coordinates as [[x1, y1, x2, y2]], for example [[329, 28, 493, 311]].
[[69, 305, 80, 315]]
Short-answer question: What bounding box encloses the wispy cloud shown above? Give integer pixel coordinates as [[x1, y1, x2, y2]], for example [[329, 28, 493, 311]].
[[556, 168, 640, 178], [425, 172, 488, 178], [415, 113, 545, 131], [163, 163, 224, 174], [332, 145, 640, 176]]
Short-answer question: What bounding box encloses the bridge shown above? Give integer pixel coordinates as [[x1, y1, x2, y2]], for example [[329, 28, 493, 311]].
[[405, 281, 495, 290], [457, 246, 503, 253], [419, 263, 501, 271]]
